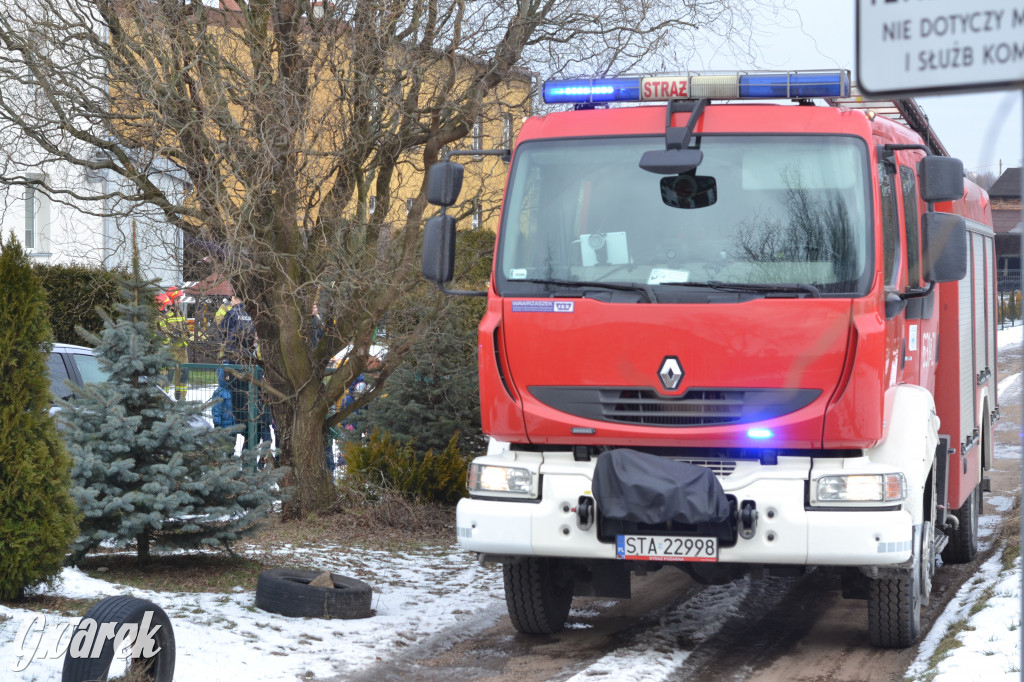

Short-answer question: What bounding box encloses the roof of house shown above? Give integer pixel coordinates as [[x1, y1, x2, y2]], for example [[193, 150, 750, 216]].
[[989, 168, 1021, 198]]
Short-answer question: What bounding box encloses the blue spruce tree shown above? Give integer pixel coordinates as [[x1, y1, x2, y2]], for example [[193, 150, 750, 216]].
[[60, 255, 284, 563]]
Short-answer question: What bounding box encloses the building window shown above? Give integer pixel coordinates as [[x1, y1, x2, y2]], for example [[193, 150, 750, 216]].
[[406, 198, 415, 215], [472, 200, 482, 230], [24, 173, 46, 251], [502, 113, 514, 148], [472, 115, 483, 151], [368, 196, 376, 213]]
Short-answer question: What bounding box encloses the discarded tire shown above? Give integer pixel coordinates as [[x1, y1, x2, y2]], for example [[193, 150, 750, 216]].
[[62, 596, 175, 682], [255, 568, 373, 619]]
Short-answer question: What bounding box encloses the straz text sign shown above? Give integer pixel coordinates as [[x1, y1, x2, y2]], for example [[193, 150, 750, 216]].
[[856, 0, 1024, 95], [641, 77, 689, 101]]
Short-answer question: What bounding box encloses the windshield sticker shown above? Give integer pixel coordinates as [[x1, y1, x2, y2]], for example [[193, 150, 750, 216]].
[[511, 300, 575, 313], [508, 269, 528, 280], [648, 268, 690, 285]]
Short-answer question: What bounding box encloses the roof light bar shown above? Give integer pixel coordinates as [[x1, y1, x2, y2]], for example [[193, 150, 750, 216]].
[[542, 70, 851, 105]]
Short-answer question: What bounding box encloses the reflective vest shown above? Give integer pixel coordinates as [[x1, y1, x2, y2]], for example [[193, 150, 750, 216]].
[[158, 311, 189, 348]]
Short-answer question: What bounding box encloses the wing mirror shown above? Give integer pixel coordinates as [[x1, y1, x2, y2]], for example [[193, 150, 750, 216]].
[[922, 212, 967, 283]]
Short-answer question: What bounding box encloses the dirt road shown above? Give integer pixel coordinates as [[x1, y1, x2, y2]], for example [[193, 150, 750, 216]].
[[343, 340, 1022, 682]]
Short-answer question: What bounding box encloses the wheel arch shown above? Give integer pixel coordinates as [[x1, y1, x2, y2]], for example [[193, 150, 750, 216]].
[[868, 385, 940, 525]]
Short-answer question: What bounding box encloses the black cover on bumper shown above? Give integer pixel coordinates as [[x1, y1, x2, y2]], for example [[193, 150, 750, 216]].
[[591, 448, 732, 525]]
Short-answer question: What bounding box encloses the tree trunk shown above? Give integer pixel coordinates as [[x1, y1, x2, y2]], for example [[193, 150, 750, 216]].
[[136, 530, 151, 564], [277, 383, 336, 518]]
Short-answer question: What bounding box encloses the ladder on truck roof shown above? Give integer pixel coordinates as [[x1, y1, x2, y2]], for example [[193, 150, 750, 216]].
[[827, 85, 949, 158]]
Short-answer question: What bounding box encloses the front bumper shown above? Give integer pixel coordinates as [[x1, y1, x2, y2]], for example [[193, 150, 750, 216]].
[[457, 459, 914, 567]]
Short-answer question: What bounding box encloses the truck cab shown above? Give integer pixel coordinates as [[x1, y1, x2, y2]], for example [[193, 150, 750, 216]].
[[423, 70, 996, 648]]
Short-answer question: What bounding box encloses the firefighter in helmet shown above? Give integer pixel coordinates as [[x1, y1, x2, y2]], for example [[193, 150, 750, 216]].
[[156, 287, 190, 400]]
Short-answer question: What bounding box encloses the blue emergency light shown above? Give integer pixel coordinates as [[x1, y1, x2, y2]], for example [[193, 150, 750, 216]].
[[542, 70, 851, 104]]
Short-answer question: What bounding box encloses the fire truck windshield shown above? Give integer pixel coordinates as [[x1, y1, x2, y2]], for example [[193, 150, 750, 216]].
[[496, 135, 872, 299]]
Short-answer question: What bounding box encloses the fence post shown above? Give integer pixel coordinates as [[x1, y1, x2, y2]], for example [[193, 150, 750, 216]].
[[247, 366, 260, 463]]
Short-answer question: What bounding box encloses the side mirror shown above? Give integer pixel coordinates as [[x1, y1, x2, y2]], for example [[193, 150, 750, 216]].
[[918, 156, 964, 203], [423, 215, 456, 284], [922, 212, 967, 283], [640, 148, 704, 175], [427, 162, 464, 207]]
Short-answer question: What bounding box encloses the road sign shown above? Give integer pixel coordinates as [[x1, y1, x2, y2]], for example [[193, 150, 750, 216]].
[[856, 0, 1024, 96]]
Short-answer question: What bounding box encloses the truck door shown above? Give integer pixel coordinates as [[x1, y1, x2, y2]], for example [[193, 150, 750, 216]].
[[878, 157, 904, 389], [897, 160, 936, 391]]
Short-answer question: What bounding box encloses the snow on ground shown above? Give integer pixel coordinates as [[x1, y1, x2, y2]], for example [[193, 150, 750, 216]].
[[905, 321, 1024, 682], [0, 545, 508, 681], [1, 326, 1023, 681]]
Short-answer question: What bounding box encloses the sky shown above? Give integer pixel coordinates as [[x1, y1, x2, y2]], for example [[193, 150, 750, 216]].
[[690, 1, 1023, 178]]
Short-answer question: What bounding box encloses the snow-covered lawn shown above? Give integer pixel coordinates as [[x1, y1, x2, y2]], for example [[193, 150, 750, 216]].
[[1, 325, 1021, 681], [0, 544, 508, 681]]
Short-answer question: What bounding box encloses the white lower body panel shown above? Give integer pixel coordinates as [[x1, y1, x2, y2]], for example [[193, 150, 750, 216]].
[[457, 466, 913, 567]]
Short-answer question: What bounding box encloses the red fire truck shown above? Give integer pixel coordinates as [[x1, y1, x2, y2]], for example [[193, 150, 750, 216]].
[[422, 70, 997, 648]]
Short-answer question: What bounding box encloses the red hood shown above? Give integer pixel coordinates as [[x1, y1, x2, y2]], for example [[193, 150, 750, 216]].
[[497, 297, 855, 449]]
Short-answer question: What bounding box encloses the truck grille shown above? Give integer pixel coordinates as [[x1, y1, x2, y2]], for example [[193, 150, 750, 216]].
[[529, 386, 820, 427], [671, 457, 737, 477]]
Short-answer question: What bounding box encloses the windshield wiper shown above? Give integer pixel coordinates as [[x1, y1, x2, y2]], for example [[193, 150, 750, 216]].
[[663, 280, 821, 298], [518, 278, 657, 303]]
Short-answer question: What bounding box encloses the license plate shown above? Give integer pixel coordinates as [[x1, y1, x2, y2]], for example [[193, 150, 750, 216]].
[[616, 534, 718, 562]]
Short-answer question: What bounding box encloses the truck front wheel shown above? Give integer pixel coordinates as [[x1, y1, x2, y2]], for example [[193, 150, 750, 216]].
[[503, 557, 575, 634], [867, 566, 920, 648]]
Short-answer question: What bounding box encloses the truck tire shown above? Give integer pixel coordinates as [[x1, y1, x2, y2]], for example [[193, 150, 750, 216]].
[[868, 469, 933, 649], [941, 484, 980, 564], [503, 557, 574, 635], [867, 568, 920, 648], [62, 596, 175, 682], [255, 568, 373, 619]]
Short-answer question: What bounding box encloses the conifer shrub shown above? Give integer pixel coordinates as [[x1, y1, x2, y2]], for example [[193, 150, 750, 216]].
[[60, 256, 285, 563], [344, 430, 468, 505], [33, 263, 124, 345], [361, 229, 493, 457], [0, 234, 78, 600]]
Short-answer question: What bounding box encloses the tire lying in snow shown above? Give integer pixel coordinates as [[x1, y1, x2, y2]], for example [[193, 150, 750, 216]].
[[62, 596, 175, 682], [255, 568, 373, 619]]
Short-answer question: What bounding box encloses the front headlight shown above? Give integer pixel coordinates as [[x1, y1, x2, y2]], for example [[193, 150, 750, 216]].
[[468, 463, 537, 498], [815, 473, 906, 503]]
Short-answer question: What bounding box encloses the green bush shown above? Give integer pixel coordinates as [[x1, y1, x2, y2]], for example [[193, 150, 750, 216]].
[[0, 234, 78, 600], [34, 263, 124, 345], [344, 430, 468, 505], [361, 229, 493, 457]]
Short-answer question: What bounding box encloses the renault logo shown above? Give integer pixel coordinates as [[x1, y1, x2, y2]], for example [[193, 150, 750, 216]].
[[658, 356, 684, 391]]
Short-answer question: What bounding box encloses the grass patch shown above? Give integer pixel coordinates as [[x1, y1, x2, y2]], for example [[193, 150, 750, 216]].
[[1002, 542, 1020, 572], [969, 585, 996, 617], [251, 486, 455, 554], [76, 553, 265, 593], [0, 595, 98, 617], [926, 618, 976, 671]]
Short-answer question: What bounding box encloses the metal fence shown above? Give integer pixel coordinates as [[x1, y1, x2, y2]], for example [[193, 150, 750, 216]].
[[999, 289, 1022, 329], [174, 363, 267, 455]]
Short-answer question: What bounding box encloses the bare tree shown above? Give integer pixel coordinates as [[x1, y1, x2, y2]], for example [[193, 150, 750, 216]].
[[0, 0, 785, 516], [966, 170, 997, 192]]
